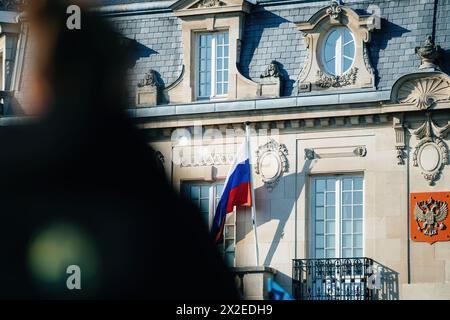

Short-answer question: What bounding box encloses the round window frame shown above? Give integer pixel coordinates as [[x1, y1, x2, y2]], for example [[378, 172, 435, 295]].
[[321, 26, 356, 76]]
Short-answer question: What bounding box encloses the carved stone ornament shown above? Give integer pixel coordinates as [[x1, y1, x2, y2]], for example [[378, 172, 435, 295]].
[[191, 0, 225, 8], [136, 69, 161, 107], [397, 77, 450, 110], [260, 60, 280, 79], [326, 1, 343, 20], [391, 70, 450, 111], [316, 67, 358, 88], [304, 146, 367, 160], [412, 113, 450, 185], [410, 192, 450, 244], [296, 3, 375, 93], [138, 69, 160, 88], [415, 36, 441, 70], [393, 115, 407, 165], [255, 139, 289, 191]]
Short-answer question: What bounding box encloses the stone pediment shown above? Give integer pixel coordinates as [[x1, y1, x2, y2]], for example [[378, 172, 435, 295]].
[[171, 0, 252, 17]]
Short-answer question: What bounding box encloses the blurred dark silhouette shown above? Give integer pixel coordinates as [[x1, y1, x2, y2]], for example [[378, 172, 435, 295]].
[[0, 0, 238, 299]]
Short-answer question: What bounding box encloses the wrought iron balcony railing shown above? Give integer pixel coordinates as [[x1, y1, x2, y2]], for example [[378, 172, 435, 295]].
[[292, 258, 399, 300]]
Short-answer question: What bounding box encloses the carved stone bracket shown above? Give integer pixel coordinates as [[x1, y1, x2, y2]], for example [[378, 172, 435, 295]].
[[255, 139, 289, 191], [412, 113, 450, 185], [393, 115, 407, 165]]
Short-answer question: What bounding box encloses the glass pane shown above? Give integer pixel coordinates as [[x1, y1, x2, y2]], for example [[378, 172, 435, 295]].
[[201, 186, 209, 197], [342, 235, 352, 248], [316, 235, 324, 249], [353, 220, 363, 233], [326, 206, 335, 219], [224, 225, 235, 238], [224, 239, 234, 252], [326, 235, 335, 248], [342, 220, 352, 233], [216, 83, 222, 95], [343, 42, 355, 58], [316, 193, 324, 206], [325, 249, 335, 258], [354, 178, 363, 190], [343, 206, 352, 219], [326, 221, 335, 234], [343, 29, 353, 43], [200, 199, 209, 213], [343, 178, 353, 191], [354, 205, 363, 219], [200, 212, 209, 225], [342, 192, 352, 205], [316, 220, 324, 234], [353, 248, 363, 257], [316, 207, 324, 220], [342, 248, 352, 258], [215, 184, 224, 197], [190, 186, 199, 200], [353, 234, 363, 248], [343, 58, 353, 72], [325, 59, 335, 75], [316, 249, 324, 259], [354, 191, 363, 205], [326, 192, 335, 205], [326, 179, 336, 191], [316, 179, 326, 192]]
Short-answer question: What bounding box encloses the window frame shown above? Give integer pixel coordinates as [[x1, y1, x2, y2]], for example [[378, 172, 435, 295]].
[[321, 26, 356, 76], [309, 175, 364, 259], [195, 31, 230, 101]]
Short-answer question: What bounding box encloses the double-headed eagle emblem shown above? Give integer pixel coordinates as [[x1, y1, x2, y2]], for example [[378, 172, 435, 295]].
[[414, 197, 448, 236]]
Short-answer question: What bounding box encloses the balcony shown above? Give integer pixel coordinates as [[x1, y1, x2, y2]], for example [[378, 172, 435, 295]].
[[292, 258, 399, 300]]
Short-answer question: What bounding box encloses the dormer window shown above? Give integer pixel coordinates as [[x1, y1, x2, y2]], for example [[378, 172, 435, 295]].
[[197, 32, 229, 99], [323, 27, 355, 76]]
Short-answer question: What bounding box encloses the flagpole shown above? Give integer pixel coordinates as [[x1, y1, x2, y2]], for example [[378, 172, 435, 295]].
[[245, 121, 260, 266]]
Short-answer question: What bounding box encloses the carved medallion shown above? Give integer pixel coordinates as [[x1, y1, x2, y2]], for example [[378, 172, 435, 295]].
[[412, 113, 450, 185], [397, 77, 450, 110], [410, 192, 450, 244], [255, 139, 288, 191]]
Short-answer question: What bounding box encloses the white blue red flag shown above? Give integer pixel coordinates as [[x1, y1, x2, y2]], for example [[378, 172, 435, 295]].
[[211, 139, 252, 243]]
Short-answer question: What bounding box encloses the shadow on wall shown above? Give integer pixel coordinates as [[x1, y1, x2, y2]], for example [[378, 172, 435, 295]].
[[236, 158, 314, 293], [368, 19, 410, 88], [440, 49, 450, 74], [239, 9, 296, 95]]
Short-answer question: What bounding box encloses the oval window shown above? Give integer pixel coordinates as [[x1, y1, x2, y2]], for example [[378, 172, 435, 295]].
[[323, 27, 355, 76]]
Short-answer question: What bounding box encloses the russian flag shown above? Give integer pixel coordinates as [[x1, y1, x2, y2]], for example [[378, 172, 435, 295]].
[[211, 139, 252, 243]]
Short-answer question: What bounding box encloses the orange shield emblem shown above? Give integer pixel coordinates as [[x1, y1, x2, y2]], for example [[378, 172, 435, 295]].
[[410, 192, 450, 244]]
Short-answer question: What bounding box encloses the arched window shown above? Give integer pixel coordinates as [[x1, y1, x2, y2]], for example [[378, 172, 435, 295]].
[[323, 27, 355, 76]]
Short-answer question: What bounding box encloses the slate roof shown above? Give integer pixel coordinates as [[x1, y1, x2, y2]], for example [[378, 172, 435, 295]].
[[104, 0, 450, 106], [15, 0, 450, 108]]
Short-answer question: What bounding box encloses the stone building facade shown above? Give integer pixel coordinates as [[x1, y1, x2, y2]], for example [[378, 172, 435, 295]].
[[2, 0, 450, 299]]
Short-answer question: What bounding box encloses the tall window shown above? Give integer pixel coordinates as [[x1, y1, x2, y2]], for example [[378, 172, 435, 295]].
[[322, 27, 355, 76], [197, 32, 229, 99], [181, 182, 236, 266], [311, 176, 363, 259]]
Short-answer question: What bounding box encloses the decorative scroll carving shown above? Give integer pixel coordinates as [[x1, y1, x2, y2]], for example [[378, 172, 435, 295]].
[[255, 139, 289, 191], [179, 152, 235, 167], [412, 113, 450, 185], [316, 68, 358, 88], [326, 1, 343, 20], [415, 36, 441, 70], [397, 77, 450, 110]]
